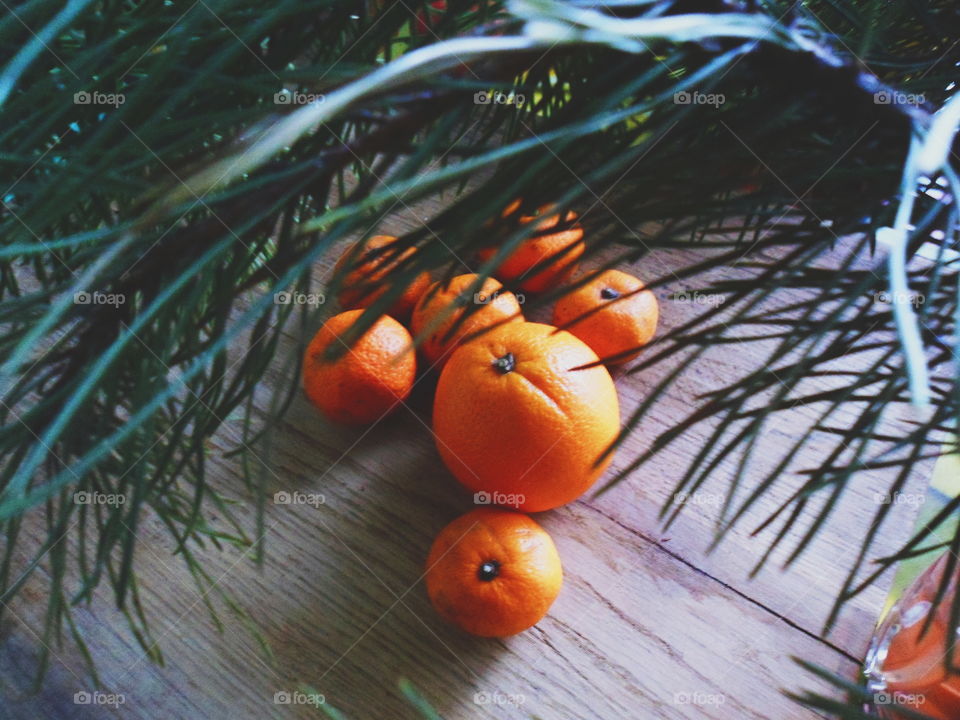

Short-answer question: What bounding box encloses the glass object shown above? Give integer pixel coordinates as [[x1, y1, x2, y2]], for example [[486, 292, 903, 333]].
[[865, 552, 960, 718]]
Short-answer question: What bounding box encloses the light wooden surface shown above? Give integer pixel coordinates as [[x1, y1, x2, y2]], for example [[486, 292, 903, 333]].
[[0, 202, 933, 719]]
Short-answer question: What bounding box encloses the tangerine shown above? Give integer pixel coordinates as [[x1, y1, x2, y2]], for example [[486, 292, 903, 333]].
[[433, 322, 619, 511], [552, 269, 658, 364], [334, 235, 431, 321], [302, 309, 415, 424], [478, 206, 585, 294], [425, 508, 562, 636], [410, 274, 523, 370]]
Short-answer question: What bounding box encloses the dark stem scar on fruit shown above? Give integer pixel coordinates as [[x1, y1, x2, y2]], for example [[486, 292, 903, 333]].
[[600, 287, 621, 300], [477, 560, 501, 581], [492, 352, 516, 374]]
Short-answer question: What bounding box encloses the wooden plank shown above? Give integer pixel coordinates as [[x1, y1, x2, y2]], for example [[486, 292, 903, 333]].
[[585, 247, 931, 658]]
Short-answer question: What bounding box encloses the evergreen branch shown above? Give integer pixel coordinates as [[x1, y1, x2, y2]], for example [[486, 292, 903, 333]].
[[0, 3, 958, 714]]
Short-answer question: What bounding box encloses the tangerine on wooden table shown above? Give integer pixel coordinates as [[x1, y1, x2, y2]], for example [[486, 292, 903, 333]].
[[302, 309, 415, 424], [433, 321, 619, 512], [425, 507, 562, 637], [410, 273, 523, 370], [334, 235, 431, 322], [552, 269, 659, 365], [477, 205, 585, 294]]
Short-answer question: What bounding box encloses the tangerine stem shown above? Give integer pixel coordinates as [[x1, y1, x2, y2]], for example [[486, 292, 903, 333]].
[[477, 560, 500, 581], [493, 352, 516, 374]]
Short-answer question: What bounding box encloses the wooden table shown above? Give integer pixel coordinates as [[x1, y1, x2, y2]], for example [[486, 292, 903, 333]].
[[0, 205, 931, 719]]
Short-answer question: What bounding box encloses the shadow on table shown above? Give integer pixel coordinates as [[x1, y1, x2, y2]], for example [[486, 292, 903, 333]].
[[257, 390, 519, 718]]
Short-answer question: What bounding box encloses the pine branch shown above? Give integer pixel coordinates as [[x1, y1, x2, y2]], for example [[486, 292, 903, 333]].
[[0, 2, 958, 712]]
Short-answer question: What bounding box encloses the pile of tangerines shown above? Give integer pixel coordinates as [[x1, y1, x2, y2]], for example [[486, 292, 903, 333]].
[[302, 203, 658, 637]]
